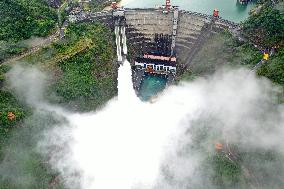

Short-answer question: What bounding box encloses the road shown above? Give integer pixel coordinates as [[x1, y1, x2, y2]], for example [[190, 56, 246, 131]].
[[1, 30, 60, 65]]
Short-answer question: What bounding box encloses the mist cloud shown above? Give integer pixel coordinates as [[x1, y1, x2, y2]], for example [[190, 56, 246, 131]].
[[3, 64, 284, 189], [7, 65, 48, 106]]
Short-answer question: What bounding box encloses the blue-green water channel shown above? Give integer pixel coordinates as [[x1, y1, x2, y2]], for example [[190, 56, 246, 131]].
[[139, 75, 168, 101]]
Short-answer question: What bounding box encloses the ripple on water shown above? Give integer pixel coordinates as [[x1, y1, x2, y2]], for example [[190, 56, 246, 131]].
[[139, 74, 168, 101]]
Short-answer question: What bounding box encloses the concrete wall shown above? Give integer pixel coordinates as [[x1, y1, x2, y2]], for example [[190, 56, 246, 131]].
[[122, 9, 214, 68], [125, 9, 173, 40], [175, 12, 211, 66], [121, 9, 239, 70], [89, 9, 239, 72], [123, 9, 174, 56]]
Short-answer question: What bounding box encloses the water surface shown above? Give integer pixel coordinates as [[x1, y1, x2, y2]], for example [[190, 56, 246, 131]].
[[139, 75, 167, 101], [121, 0, 255, 22]]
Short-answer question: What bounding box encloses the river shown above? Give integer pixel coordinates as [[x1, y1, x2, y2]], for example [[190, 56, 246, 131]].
[[120, 0, 255, 23]]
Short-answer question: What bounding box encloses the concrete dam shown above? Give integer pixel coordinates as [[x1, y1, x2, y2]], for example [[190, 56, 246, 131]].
[[90, 8, 238, 64], [71, 6, 239, 89]]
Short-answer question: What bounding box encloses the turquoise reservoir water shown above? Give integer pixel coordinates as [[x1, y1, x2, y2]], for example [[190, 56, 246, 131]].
[[139, 75, 168, 101], [121, 0, 255, 23]]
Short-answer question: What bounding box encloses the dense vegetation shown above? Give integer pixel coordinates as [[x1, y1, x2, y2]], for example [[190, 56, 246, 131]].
[[182, 2, 284, 88], [0, 110, 66, 189], [0, 0, 283, 188], [178, 2, 284, 188], [0, 19, 117, 187], [0, 0, 57, 41], [0, 0, 57, 62], [90, 0, 113, 11], [24, 23, 117, 111], [0, 65, 27, 159], [181, 118, 247, 189], [242, 2, 284, 87], [0, 0, 117, 187], [242, 6, 284, 48], [257, 48, 284, 86]]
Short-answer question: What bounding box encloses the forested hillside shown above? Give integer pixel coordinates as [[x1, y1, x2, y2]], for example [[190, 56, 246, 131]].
[[182, 1, 284, 88], [0, 0, 283, 188], [0, 21, 117, 187], [0, 0, 57, 41], [242, 1, 284, 87], [0, 0, 57, 62], [179, 2, 284, 188]]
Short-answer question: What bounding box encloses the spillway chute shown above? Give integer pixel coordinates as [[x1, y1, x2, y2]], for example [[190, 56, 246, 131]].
[[121, 26, 128, 55], [115, 18, 127, 64], [115, 25, 123, 64]]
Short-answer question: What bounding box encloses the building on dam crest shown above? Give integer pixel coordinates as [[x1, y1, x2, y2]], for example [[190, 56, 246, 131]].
[[134, 54, 177, 74]]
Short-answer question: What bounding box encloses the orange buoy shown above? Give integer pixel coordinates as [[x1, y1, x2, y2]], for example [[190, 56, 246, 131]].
[[7, 112, 16, 121]]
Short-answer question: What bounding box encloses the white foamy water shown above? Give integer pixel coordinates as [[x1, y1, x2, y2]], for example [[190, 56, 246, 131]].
[[115, 26, 122, 62], [32, 23, 284, 189], [37, 56, 206, 189], [63, 60, 198, 189], [57, 26, 199, 188], [121, 26, 128, 55], [12, 59, 280, 189], [117, 60, 138, 102], [7, 42, 284, 188]]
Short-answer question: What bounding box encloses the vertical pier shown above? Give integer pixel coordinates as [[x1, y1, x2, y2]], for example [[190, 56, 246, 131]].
[[171, 7, 179, 56]]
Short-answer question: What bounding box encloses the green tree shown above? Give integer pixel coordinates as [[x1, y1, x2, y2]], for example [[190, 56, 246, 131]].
[[0, 0, 57, 42], [242, 6, 284, 48]]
